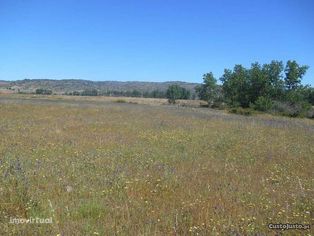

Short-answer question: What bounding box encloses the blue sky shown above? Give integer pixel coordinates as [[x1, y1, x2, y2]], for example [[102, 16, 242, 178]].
[[0, 0, 313, 85]]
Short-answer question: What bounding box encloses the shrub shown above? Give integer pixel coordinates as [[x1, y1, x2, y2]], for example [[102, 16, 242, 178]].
[[115, 99, 126, 103], [253, 96, 273, 111], [229, 107, 252, 116], [211, 100, 226, 110], [271, 101, 312, 117], [306, 108, 314, 119]]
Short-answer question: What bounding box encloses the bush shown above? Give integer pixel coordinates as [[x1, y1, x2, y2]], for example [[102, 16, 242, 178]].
[[271, 101, 312, 117], [211, 100, 226, 110], [115, 99, 126, 103], [306, 108, 314, 119], [271, 101, 298, 117], [252, 96, 273, 111]]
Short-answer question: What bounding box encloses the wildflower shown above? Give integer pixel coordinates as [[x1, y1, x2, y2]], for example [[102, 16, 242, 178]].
[[66, 185, 73, 193]]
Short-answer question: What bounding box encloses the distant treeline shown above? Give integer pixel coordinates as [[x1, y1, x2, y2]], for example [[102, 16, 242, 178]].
[[65, 89, 195, 99], [32, 59, 314, 118], [35, 88, 52, 95]]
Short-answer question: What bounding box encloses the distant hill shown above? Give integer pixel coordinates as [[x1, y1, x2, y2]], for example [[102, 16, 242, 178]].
[[8, 79, 199, 94], [0, 80, 10, 87]]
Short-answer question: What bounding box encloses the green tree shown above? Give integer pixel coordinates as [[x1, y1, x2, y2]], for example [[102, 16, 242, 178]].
[[166, 85, 190, 104], [284, 60, 309, 91], [307, 87, 314, 105], [180, 87, 191, 99], [248, 61, 285, 103], [195, 72, 219, 106], [248, 62, 267, 103], [262, 60, 284, 100], [220, 65, 250, 107], [166, 85, 181, 104]]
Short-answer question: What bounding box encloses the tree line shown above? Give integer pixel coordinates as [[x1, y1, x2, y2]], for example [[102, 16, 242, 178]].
[[195, 60, 314, 118], [65, 88, 193, 99], [66, 89, 166, 98], [33, 59, 313, 118]]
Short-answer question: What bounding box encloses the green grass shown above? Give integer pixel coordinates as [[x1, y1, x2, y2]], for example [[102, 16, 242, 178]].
[[114, 99, 127, 103], [0, 96, 313, 235]]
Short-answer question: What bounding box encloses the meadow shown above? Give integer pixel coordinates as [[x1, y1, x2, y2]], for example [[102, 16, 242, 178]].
[[0, 95, 313, 235]]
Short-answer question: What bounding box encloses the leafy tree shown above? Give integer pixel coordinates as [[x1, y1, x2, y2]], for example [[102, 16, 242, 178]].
[[166, 85, 181, 104], [248, 61, 285, 103], [307, 87, 314, 105], [284, 60, 309, 91], [285, 85, 312, 104], [166, 85, 190, 104], [262, 60, 284, 99], [180, 87, 191, 99], [195, 72, 219, 106], [220, 65, 250, 107], [248, 62, 267, 102]]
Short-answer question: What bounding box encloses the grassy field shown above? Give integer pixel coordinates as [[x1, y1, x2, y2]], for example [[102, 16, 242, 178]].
[[0, 95, 313, 235]]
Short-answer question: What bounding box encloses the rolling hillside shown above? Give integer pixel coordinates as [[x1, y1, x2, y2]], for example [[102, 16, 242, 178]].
[[7, 79, 199, 94]]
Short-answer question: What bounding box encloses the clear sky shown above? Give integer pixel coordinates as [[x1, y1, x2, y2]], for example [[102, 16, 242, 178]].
[[0, 0, 313, 85]]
